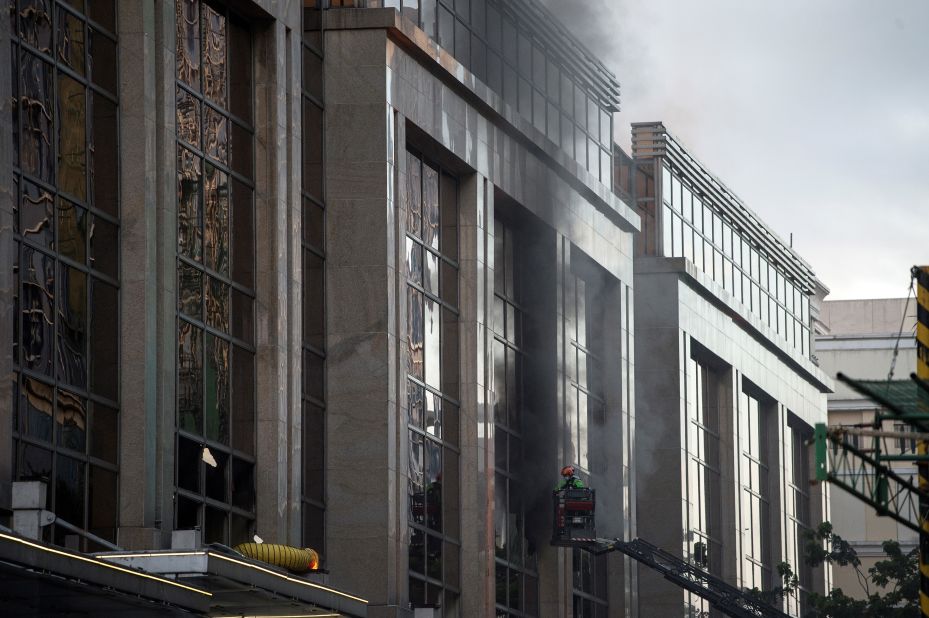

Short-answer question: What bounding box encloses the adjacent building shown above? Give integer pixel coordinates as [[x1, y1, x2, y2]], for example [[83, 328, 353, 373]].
[[616, 123, 833, 616], [1, 0, 640, 616], [816, 298, 918, 597]]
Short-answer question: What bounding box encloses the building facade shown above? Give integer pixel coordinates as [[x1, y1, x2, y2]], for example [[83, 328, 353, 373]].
[[0, 1, 639, 616], [816, 298, 918, 597], [617, 123, 833, 616]]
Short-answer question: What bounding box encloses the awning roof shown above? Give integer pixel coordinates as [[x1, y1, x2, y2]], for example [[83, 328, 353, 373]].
[[0, 529, 367, 617], [97, 548, 368, 618], [837, 372, 929, 432], [0, 529, 211, 616]]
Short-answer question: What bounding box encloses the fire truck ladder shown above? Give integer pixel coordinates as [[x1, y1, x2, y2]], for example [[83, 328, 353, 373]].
[[571, 537, 790, 618]]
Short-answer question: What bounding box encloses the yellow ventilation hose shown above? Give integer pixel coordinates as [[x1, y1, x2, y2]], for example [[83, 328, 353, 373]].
[[233, 543, 320, 573]]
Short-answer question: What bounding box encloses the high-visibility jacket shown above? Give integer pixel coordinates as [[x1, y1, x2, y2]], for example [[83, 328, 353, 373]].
[[556, 476, 586, 491]]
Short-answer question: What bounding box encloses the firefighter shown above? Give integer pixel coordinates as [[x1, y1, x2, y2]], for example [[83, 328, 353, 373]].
[[556, 465, 585, 490]]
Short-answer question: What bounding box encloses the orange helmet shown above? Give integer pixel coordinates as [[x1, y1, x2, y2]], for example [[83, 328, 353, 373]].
[[561, 465, 575, 477]]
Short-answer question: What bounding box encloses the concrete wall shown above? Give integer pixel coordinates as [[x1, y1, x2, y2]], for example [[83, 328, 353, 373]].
[[817, 298, 918, 600], [322, 10, 638, 618], [635, 257, 831, 614], [110, 0, 305, 550]]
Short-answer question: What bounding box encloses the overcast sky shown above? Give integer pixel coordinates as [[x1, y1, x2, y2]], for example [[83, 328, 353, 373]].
[[542, 0, 928, 300]]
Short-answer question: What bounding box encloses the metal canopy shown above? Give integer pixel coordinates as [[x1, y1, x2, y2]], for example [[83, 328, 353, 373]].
[[0, 530, 211, 617], [837, 372, 929, 432], [97, 549, 368, 618]]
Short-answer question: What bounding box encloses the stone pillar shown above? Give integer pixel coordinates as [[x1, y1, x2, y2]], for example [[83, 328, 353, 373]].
[[324, 26, 403, 616], [458, 173, 494, 617], [114, 0, 163, 551], [253, 12, 303, 547], [620, 283, 638, 615], [535, 234, 572, 617], [633, 271, 686, 614], [718, 367, 739, 586]]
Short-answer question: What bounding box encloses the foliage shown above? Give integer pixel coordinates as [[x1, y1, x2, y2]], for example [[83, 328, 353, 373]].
[[761, 521, 919, 617]]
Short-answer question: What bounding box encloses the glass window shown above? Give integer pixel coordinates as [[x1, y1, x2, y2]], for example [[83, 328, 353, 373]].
[[493, 219, 539, 616], [532, 42, 545, 87], [175, 0, 255, 545], [600, 109, 611, 146], [740, 390, 771, 590], [546, 57, 559, 101], [12, 0, 120, 551], [662, 166, 672, 206], [567, 259, 608, 616], [681, 184, 692, 223], [574, 86, 586, 131], [407, 151, 460, 608], [301, 6, 327, 550], [517, 32, 531, 77], [662, 205, 673, 258], [684, 355, 721, 612], [722, 221, 732, 257], [692, 195, 703, 233]]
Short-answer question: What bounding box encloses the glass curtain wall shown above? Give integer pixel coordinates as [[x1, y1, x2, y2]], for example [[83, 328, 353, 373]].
[[739, 390, 770, 590], [565, 269, 603, 473], [660, 165, 811, 357], [683, 354, 721, 616], [565, 263, 607, 616], [10, 0, 120, 550], [301, 0, 326, 557], [329, 0, 614, 186], [785, 420, 813, 615], [405, 150, 460, 613], [174, 0, 256, 545], [492, 219, 538, 617]]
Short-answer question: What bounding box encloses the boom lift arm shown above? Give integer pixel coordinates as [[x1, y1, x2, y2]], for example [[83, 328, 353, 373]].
[[569, 537, 790, 618], [551, 485, 789, 618]]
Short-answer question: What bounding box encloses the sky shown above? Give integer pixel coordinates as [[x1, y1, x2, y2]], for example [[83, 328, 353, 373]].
[[542, 0, 929, 300]]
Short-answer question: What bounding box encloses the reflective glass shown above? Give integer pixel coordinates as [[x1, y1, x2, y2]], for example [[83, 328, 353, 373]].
[[56, 388, 86, 452], [88, 28, 117, 94], [231, 176, 253, 286], [177, 321, 203, 433], [21, 51, 55, 183], [20, 376, 54, 441], [58, 198, 86, 264], [176, 0, 201, 88], [177, 147, 202, 260], [205, 276, 229, 331], [424, 298, 441, 389], [202, 4, 227, 105], [404, 238, 423, 285], [407, 152, 422, 238], [424, 249, 439, 296], [22, 247, 56, 376], [55, 455, 85, 528], [204, 334, 230, 443], [57, 7, 85, 75], [89, 279, 117, 400], [178, 261, 203, 319], [57, 265, 87, 388], [407, 287, 424, 379], [20, 0, 53, 52], [89, 402, 118, 464], [231, 345, 255, 455], [204, 106, 229, 164], [203, 164, 229, 273], [21, 180, 54, 248]]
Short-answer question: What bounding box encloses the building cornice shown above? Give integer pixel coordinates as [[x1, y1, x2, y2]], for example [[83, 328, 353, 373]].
[[323, 8, 641, 234], [631, 122, 817, 294]]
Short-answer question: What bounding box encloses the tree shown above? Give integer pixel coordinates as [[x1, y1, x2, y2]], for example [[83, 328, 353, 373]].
[[759, 521, 918, 617]]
